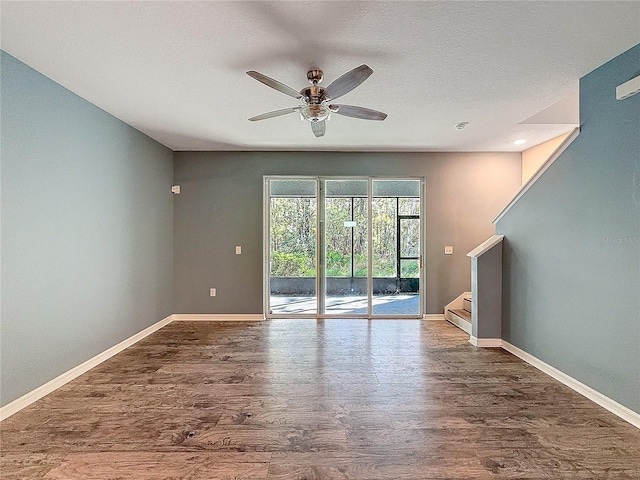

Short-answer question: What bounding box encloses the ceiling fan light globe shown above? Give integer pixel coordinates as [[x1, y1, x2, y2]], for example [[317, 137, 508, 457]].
[[300, 104, 330, 122]]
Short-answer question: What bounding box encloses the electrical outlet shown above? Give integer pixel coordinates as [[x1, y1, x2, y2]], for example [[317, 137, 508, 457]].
[[444, 245, 453, 255], [210, 288, 216, 297], [235, 246, 242, 255]]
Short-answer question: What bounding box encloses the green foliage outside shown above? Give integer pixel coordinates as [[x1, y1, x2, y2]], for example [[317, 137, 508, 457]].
[[270, 252, 316, 277], [271, 251, 403, 278], [270, 196, 420, 278]]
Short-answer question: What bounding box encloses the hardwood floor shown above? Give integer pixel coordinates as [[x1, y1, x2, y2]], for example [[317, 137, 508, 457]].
[[2, 319, 639, 479]]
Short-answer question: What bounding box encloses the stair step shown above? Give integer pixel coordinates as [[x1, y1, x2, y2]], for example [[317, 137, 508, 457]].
[[448, 308, 471, 322], [462, 297, 472, 313]]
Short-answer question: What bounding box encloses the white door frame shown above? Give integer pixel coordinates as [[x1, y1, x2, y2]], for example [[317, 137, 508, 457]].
[[264, 175, 425, 319]]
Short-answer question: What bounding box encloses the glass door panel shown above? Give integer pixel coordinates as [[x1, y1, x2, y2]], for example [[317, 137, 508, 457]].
[[353, 198, 369, 278], [398, 217, 420, 298], [268, 179, 317, 315], [372, 179, 421, 316], [323, 179, 369, 315], [400, 218, 420, 259]]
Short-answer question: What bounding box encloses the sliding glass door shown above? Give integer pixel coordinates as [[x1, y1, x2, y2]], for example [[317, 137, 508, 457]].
[[265, 177, 423, 318], [371, 179, 421, 316], [323, 179, 369, 315], [266, 179, 317, 316]]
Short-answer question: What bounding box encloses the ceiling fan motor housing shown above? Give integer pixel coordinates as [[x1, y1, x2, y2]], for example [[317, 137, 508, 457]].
[[300, 85, 326, 103]]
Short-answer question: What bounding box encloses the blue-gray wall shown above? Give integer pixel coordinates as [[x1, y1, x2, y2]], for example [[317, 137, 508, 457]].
[[497, 44, 640, 413], [173, 152, 521, 315], [0, 51, 174, 406]]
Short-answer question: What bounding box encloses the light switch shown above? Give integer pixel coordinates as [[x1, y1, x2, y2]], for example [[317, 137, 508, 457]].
[[235, 246, 242, 255], [444, 245, 453, 255]]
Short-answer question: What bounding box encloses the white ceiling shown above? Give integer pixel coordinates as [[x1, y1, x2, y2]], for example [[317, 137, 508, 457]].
[[1, 1, 638, 152]]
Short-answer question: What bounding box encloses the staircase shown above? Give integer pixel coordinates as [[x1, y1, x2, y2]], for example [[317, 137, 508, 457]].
[[444, 292, 472, 334]]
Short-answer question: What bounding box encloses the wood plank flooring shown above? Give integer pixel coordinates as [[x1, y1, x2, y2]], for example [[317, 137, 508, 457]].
[[2, 319, 640, 479]]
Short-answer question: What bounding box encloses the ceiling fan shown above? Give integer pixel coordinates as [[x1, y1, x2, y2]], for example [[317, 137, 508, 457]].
[[246, 64, 387, 137]]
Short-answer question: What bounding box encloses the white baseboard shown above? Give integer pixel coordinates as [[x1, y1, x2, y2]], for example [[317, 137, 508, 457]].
[[502, 340, 640, 429], [172, 314, 264, 322], [469, 336, 502, 347], [422, 314, 445, 320], [0, 315, 173, 422]]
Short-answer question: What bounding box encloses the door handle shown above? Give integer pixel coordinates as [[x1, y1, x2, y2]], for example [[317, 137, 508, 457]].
[[420, 255, 423, 268]]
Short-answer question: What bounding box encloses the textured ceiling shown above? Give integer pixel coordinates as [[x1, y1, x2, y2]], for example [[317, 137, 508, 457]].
[[1, 1, 638, 152]]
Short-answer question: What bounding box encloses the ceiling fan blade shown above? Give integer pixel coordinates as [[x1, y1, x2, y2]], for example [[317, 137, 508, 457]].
[[248, 107, 300, 121], [246, 70, 302, 99], [323, 64, 373, 101], [330, 104, 387, 121], [311, 120, 326, 137]]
